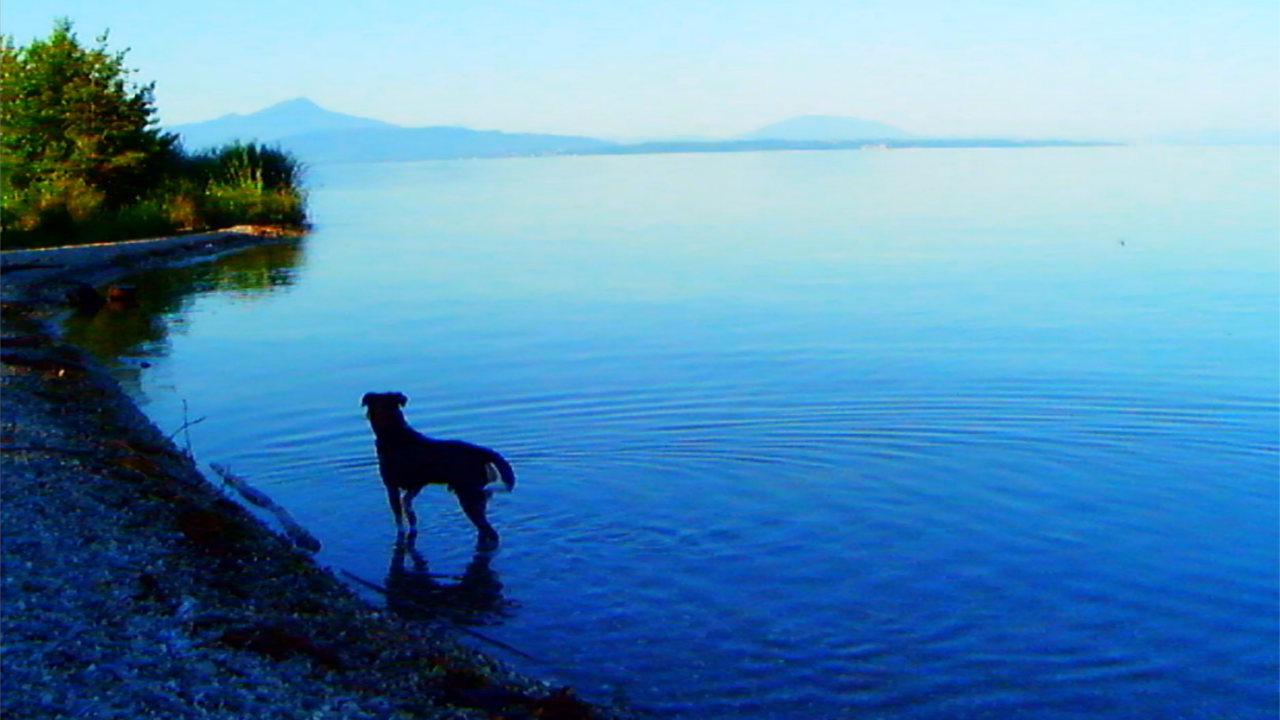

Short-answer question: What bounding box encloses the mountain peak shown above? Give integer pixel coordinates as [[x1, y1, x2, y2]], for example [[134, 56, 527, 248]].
[[266, 97, 322, 111], [255, 97, 337, 121], [170, 98, 399, 149]]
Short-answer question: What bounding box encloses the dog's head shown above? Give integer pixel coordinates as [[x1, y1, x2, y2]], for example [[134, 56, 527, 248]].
[[362, 392, 408, 431]]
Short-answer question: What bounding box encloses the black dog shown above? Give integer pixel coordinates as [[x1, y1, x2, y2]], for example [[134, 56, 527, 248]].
[[362, 392, 515, 547]]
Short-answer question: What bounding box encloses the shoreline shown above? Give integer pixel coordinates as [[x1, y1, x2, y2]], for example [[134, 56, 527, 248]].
[[1, 227, 304, 304], [1, 230, 627, 719]]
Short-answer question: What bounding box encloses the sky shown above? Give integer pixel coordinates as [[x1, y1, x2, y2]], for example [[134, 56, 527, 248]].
[[2, 0, 1277, 140]]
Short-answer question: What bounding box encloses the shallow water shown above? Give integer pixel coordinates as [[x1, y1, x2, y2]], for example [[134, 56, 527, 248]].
[[69, 147, 1278, 718]]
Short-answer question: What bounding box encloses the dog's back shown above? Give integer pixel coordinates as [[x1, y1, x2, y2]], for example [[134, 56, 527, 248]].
[[377, 433, 515, 493]]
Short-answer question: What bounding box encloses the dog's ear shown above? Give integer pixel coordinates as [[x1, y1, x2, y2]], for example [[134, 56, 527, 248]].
[[361, 392, 374, 407], [394, 392, 408, 407]]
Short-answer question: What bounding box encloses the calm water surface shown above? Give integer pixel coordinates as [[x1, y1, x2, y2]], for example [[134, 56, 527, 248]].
[[71, 148, 1278, 719]]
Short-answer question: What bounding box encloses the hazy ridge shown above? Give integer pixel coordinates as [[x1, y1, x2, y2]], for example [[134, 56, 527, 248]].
[[170, 98, 1269, 164]]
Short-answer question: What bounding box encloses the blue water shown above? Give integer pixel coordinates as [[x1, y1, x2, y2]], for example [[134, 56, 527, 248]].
[[84, 147, 1277, 718]]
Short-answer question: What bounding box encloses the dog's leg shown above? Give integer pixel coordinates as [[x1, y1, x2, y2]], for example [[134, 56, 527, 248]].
[[385, 484, 405, 534], [455, 487, 499, 549], [403, 486, 423, 536]]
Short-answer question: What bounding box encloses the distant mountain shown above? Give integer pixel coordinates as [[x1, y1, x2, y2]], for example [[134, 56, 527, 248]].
[[169, 98, 399, 150], [593, 137, 1112, 157], [1156, 128, 1280, 146], [276, 126, 617, 163], [167, 99, 1112, 164], [742, 115, 914, 141], [168, 98, 614, 162]]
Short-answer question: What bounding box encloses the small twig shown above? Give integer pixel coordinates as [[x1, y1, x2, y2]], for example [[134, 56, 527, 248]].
[[341, 569, 389, 594], [166, 406, 207, 448], [183, 399, 198, 457], [340, 569, 539, 661], [165, 416, 208, 442]]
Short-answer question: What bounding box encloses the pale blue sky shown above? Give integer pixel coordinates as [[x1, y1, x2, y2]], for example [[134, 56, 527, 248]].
[[3, 0, 1276, 139]]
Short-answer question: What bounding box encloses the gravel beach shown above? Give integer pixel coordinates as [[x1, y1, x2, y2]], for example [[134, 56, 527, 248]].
[[1, 231, 625, 720]]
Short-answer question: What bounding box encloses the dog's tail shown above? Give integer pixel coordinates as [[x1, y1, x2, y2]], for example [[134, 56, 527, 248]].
[[484, 455, 516, 493]]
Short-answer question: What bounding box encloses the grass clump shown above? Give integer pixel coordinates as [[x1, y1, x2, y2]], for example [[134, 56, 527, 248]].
[[185, 143, 308, 229]]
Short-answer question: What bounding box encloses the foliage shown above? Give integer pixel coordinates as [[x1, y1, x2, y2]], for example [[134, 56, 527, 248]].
[[0, 19, 176, 224], [1, 20, 306, 248], [184, 143, 308, 228]]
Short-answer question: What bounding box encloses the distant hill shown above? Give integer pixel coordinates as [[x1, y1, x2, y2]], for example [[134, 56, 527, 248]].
[[167, 99, 1112, 164], [169, 98, 399, 150], [169, 98, 614, 162], [276, 126, 617, 163], [742, 116, 914, 141], [594, 137, 1113, 157]]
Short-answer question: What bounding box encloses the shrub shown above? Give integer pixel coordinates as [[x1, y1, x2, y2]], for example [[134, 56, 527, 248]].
[[193, 142, 308, 228]]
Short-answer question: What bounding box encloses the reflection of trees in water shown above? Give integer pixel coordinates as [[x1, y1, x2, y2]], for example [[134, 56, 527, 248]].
[[385, 533, 516, 627], [61, 240, 306, 388]]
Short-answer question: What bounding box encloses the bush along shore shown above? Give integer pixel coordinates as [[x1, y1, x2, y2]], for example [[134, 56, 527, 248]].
[[1, 20, 308, 250], [0, 230, 631, 720]]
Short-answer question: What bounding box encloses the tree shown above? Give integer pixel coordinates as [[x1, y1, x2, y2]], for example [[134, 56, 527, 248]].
[[1, 19, 178, 231]]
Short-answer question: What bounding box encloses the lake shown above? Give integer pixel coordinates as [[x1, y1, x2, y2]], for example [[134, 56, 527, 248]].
[[67, 147, 1278, 719]]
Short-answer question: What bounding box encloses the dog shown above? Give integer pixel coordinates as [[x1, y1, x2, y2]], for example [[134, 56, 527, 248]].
[[362, 392, 515, 548]]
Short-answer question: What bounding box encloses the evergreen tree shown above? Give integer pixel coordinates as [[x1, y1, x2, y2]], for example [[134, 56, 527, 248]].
[[1, 19, 177, 231]]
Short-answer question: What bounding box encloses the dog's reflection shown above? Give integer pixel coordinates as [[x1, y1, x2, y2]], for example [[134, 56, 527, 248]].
[[384, 532, 515, 625]]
